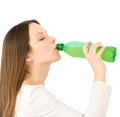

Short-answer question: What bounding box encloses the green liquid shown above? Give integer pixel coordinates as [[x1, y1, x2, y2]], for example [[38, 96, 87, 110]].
[[57, 41, 117, 62]]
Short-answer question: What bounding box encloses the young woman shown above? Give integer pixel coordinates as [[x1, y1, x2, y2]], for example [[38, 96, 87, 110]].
[[0, 19, 111, 117]]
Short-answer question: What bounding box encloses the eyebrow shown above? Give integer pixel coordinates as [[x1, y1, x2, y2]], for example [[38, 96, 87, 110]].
[[36, 30, 47, 36]]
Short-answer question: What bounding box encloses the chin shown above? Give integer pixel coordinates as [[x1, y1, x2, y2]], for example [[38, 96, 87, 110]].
[[52, 55, 61, 62]]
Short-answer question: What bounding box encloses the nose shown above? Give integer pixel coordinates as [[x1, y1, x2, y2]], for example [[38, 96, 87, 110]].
[[49, 36, 56, 43]]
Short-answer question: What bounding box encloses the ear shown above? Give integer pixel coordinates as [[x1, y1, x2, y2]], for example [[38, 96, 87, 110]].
[[25, 55, 33, 62]]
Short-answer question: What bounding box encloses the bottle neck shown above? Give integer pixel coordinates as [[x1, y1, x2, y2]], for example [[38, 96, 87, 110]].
[[56, 43, 64, 50]]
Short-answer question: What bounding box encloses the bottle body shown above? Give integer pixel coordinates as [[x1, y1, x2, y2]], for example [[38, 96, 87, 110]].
[[57, 41, 117, 62]]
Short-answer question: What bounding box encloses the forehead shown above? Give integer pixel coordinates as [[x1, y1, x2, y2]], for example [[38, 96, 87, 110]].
[[29, 23, 45, 37]]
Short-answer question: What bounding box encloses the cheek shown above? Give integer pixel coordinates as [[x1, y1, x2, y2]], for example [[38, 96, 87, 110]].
[[34, 46, 51, 61], [32, 45, 60, 63], [34, 44, 48, 54]]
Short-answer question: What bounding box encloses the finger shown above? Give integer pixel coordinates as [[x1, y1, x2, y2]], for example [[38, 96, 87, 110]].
[[97, 46, 105, 56], [82, 41, 92, 55], [89, 42, 101, 54]]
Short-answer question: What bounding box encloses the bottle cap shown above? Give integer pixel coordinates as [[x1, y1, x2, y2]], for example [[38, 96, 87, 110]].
[[56, 43, 64, 50]]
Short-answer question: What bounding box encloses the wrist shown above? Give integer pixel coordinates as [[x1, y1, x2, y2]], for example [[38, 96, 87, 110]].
[[94, 73, 106, 83]]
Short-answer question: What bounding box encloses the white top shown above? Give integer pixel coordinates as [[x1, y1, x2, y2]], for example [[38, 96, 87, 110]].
[[15, 81, 111, 117]]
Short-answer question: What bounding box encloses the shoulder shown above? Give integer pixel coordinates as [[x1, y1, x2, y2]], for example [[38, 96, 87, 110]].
[[17, 84, 64, 112], [19, 84, 54, 102]]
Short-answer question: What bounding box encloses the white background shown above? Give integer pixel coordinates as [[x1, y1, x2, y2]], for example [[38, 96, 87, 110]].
[[0, 0, 120, 116]]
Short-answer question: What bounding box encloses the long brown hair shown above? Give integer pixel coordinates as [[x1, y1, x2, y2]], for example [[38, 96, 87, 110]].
[[0, 19, 40, 117]]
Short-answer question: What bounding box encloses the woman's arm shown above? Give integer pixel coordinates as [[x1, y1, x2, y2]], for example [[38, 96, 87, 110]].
[[55, 42, 111, 117]]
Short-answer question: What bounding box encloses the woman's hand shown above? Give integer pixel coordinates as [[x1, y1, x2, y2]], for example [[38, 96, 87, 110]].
[[83, 41, 106, 82]]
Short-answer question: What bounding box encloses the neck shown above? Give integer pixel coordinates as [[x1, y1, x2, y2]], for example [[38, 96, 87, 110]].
[[23, 63, 50, 85]]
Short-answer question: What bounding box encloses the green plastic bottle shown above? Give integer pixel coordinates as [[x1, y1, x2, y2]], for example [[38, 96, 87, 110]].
[[57, 41, 117, 62]]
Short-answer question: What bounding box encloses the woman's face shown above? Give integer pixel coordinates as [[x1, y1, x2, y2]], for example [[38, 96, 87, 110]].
[[28, 23, 61, 65]]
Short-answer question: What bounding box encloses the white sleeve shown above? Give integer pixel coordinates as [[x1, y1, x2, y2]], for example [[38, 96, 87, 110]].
[[85, 81, 112, 117], [32, 81, 111, 117]]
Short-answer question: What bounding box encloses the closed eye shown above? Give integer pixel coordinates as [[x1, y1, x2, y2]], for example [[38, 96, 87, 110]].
[[39, 37, 45, 41]]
